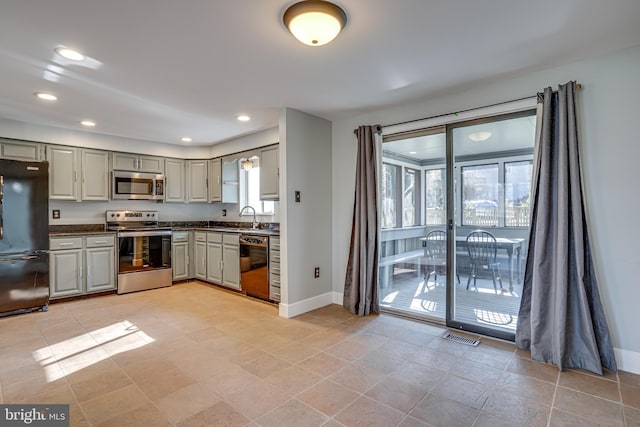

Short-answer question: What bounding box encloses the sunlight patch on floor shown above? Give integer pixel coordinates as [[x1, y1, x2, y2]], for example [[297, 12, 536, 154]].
[[35, 320, 154, 382]]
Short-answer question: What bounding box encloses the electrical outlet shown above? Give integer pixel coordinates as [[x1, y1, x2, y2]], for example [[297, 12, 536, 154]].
[[52, 209, 60, 219], [222, 209, 227, 217], [314, 267, 320, 278]]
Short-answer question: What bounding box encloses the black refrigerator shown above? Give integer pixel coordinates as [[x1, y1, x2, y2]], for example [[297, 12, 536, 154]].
[[0, 158, 50, 316]]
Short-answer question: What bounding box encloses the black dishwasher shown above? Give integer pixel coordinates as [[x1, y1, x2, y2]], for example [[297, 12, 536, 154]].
[[239, 235, 270, 301]]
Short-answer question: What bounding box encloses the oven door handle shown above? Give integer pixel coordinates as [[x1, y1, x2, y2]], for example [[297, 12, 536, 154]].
[[118, 230, 172, 238]]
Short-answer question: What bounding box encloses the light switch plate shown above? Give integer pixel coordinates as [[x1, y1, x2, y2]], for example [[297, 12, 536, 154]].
[[295, 191, 301, 203]]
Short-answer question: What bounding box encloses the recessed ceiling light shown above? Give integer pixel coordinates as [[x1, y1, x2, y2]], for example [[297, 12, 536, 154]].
[[468, 131, 492, 142], [80, 120, 96, 127], [409, 151, 417, 154], [34, 92, 57, 101], [237, 115, 251, 122], [55, 46, 84, 61], [181, 137, 192, 143]]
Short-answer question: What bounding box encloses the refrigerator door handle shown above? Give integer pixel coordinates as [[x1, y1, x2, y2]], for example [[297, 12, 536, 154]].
[[0, 255, 39, 263], [0, 174, 3, 240]]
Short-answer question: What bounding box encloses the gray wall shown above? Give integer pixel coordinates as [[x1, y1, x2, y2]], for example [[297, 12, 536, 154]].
[[280, 108, 332, 305], [332, 45, 640, 365]]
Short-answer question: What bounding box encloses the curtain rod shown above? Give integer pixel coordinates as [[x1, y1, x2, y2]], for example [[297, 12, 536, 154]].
[[353, 82, 582, 134]]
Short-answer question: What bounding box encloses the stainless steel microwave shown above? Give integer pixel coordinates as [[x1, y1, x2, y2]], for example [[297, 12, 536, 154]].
[[112, 171, 164, 200]]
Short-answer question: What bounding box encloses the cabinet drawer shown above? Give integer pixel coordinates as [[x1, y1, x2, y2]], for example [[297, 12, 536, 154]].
[[172, 231, 189, 242], [85, 235, 116, 248], [50, 238, 82, 250], [270, 238, 280, 251], [270, 261, 280, 276], [207, 232, 223, 243], [222, 233, 239, 245], [194, 232, 207, 242]]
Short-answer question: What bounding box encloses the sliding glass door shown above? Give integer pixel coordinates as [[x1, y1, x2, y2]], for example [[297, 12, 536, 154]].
[[378, 110, 536, 340], [379, 128, 448, 321], [447, 111, 536, 339]]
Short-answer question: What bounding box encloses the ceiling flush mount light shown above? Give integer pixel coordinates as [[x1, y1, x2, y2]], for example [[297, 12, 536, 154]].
[[468, 131, 492, 142], [34, 92, 57, 101], [237, 115, 251, 122], [80, 120, 96, 127], [55, 46, 85, 61], [181, 137, 192, 143], [283, 0, 347, 46]]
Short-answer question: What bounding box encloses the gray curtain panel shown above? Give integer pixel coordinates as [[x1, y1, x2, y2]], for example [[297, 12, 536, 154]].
[[516, 82, 617, 374], [343, 125, 381, 316]]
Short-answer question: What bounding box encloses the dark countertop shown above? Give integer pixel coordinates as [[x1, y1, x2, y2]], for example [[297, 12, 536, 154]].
[[50, 230, 116, 237], [49, 223, 279, 237]]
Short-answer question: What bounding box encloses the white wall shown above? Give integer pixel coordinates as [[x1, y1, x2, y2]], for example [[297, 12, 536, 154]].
[[332, 45, 640, 372], [279, 108, 332, 314]]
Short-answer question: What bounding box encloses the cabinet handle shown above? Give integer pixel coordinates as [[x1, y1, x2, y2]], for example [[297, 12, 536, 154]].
[[93, 240, 107, 244], [59, 242, 74, 246]]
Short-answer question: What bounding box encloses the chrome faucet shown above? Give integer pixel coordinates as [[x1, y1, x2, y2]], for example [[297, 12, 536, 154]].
[[239, 205, 259, 229]]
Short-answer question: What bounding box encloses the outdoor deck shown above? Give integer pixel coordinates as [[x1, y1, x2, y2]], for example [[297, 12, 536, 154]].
[[379, 266, 523, 334]]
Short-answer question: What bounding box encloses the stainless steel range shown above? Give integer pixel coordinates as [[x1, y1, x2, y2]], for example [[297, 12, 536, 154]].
[[106, 210, 172, 294]]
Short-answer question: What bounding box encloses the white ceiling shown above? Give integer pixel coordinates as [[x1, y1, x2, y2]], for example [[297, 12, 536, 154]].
[[1, 0, 639, 146]]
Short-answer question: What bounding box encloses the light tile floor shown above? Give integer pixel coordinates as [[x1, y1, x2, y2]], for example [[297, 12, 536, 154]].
[[0, 281, 638, 427]]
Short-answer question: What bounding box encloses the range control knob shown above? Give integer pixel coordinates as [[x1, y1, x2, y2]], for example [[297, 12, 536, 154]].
[[110, 213, 115, 217], [151, 213, 155, 217]]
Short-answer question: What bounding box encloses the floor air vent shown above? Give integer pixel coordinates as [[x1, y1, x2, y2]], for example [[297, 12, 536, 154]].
[[441, 331, 480, 347]]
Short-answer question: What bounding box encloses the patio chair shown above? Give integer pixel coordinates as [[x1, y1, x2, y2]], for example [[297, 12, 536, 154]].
[[423, 229, 460, 286], [465, 230, 503, 293]]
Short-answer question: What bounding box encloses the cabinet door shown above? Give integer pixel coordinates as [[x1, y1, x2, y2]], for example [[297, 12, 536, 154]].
[[221, 158, 239, 203], [208, 158, 222, 202], [48, 145, 79, 200], [50, 249, 83, 298], [1, 140, 41, 161], [86, 246, 116, 292], [165, 158, 185, 202], [112, 152, 139, 171], [206, 241, 223, 284], [172, 242, 189, 281], [187, 160, 209, 202], [81, 149, 109, 201], [260, 146, 279, 200], [222, 244, 241, 290], [139, 155, 164, 173], [194, 241, 207, 280]]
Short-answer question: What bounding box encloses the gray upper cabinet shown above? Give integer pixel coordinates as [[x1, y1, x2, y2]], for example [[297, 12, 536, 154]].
[[186, 160, 209, 202], [48, 145, 80, 200], [165, 158, 185, 202], [0, 139, 42, 161], [81, 149, 109, 201], [48, 145, 109, 201], [221, 158, 239, 203], [113, 152, 164, 173], [208, 158, 222, 202], [260, 145, 279, 200]]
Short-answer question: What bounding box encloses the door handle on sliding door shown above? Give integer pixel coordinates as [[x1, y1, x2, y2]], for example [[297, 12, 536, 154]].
[[0, 175, 4, 240]]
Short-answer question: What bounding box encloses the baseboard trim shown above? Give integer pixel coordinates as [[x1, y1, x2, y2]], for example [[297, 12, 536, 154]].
[[331, 291, 342, 305], [615, 347, 640, 375], [278, 292, 335, 318]]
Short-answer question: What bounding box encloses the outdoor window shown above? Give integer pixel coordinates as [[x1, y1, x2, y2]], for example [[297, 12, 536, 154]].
[[505, 160, 532, 227], [403, 168, 420, 226], [381, 163, 401, 228], [462, 164, 499, 226], [425, 168, 446, 225], [239, 159, 274, 215]]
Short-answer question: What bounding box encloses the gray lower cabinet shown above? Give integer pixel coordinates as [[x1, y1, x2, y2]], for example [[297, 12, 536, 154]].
[[194, 232, 207, 280], [50, 235, 116, 299], [192, 231, 240, 290], [269, 237, 281, 302], [171, 231, 190, 281], [222, 234, 240, 290]]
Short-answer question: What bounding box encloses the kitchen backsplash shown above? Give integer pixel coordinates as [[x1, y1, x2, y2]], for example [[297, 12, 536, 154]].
[[49, 200, 280, 225]]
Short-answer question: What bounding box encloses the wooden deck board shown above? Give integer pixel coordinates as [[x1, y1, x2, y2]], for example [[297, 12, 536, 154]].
[[379, 268, 522, 333]]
